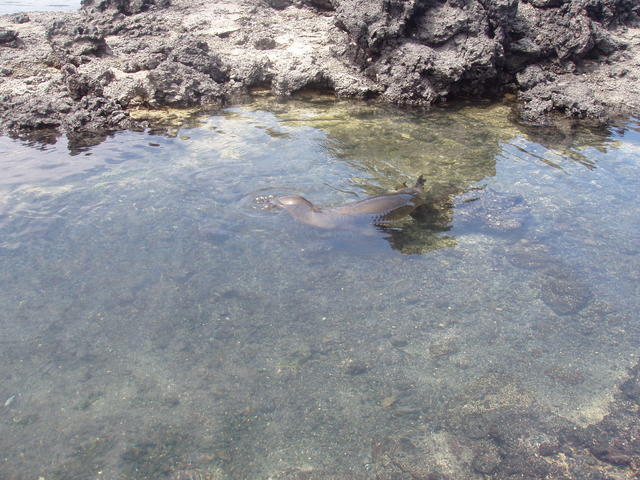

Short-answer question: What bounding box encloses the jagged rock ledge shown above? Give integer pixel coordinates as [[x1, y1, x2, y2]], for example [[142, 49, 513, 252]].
[[0, 0, 639, 143]]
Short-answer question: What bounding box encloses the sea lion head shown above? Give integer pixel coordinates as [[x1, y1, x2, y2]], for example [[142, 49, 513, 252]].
[[275, 195, 316, 210], [274, 195, 323, 225]]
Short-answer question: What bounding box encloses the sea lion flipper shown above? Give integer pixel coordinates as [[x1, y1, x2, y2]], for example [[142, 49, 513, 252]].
[[415, 174, 426, 188]]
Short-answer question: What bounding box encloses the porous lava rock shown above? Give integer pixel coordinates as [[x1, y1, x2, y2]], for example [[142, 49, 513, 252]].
[[0, 0, 638, 140]]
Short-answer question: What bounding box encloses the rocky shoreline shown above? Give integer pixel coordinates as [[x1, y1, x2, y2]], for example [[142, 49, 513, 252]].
[[0, 0, 639, 142]]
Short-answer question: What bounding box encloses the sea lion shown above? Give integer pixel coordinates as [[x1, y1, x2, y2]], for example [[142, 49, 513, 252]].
[[275, 175, 426, 232]]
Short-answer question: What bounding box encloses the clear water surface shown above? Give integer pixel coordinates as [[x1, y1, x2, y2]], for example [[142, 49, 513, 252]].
[[0, 98, 639, 479], [0, 0, 80, 15]]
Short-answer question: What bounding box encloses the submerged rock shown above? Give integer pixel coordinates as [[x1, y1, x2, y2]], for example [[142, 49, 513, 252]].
[[342, 359, 368, 375], [471, 441, 502, 475], [455, 188, 531, 234], [538, 266, 594, 315], [504, 241, 555, 270], [620, 363, 640, 403]]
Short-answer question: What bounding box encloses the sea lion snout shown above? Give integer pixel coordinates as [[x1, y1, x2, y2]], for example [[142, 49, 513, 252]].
[[275, 195, 315, 209]]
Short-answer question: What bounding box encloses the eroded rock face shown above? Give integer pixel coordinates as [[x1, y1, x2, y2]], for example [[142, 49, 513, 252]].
[[334, 0, 509, 104], [0, 27, 19, 45], [333, 0, 638, 111], [145, 38, 228, 107], [46, 19, 109, 61], [81, 0, 171, 15], [0, 0, 638, 139]]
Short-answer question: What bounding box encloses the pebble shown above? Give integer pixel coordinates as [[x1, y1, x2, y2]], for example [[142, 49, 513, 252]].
[[343, 359, 368, 375], [428, 340, 459, 358], [382, 396, 397, 407], [390, 337, 408, 348], [538, 441, 560, 456]]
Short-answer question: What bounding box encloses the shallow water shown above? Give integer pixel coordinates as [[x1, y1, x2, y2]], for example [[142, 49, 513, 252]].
[[0, 0, 79, 15], [0, 98, 639, 479]]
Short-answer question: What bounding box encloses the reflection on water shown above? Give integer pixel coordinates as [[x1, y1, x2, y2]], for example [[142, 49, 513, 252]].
[[0, 0, 80, 14], [0, 99, 639, 479]]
